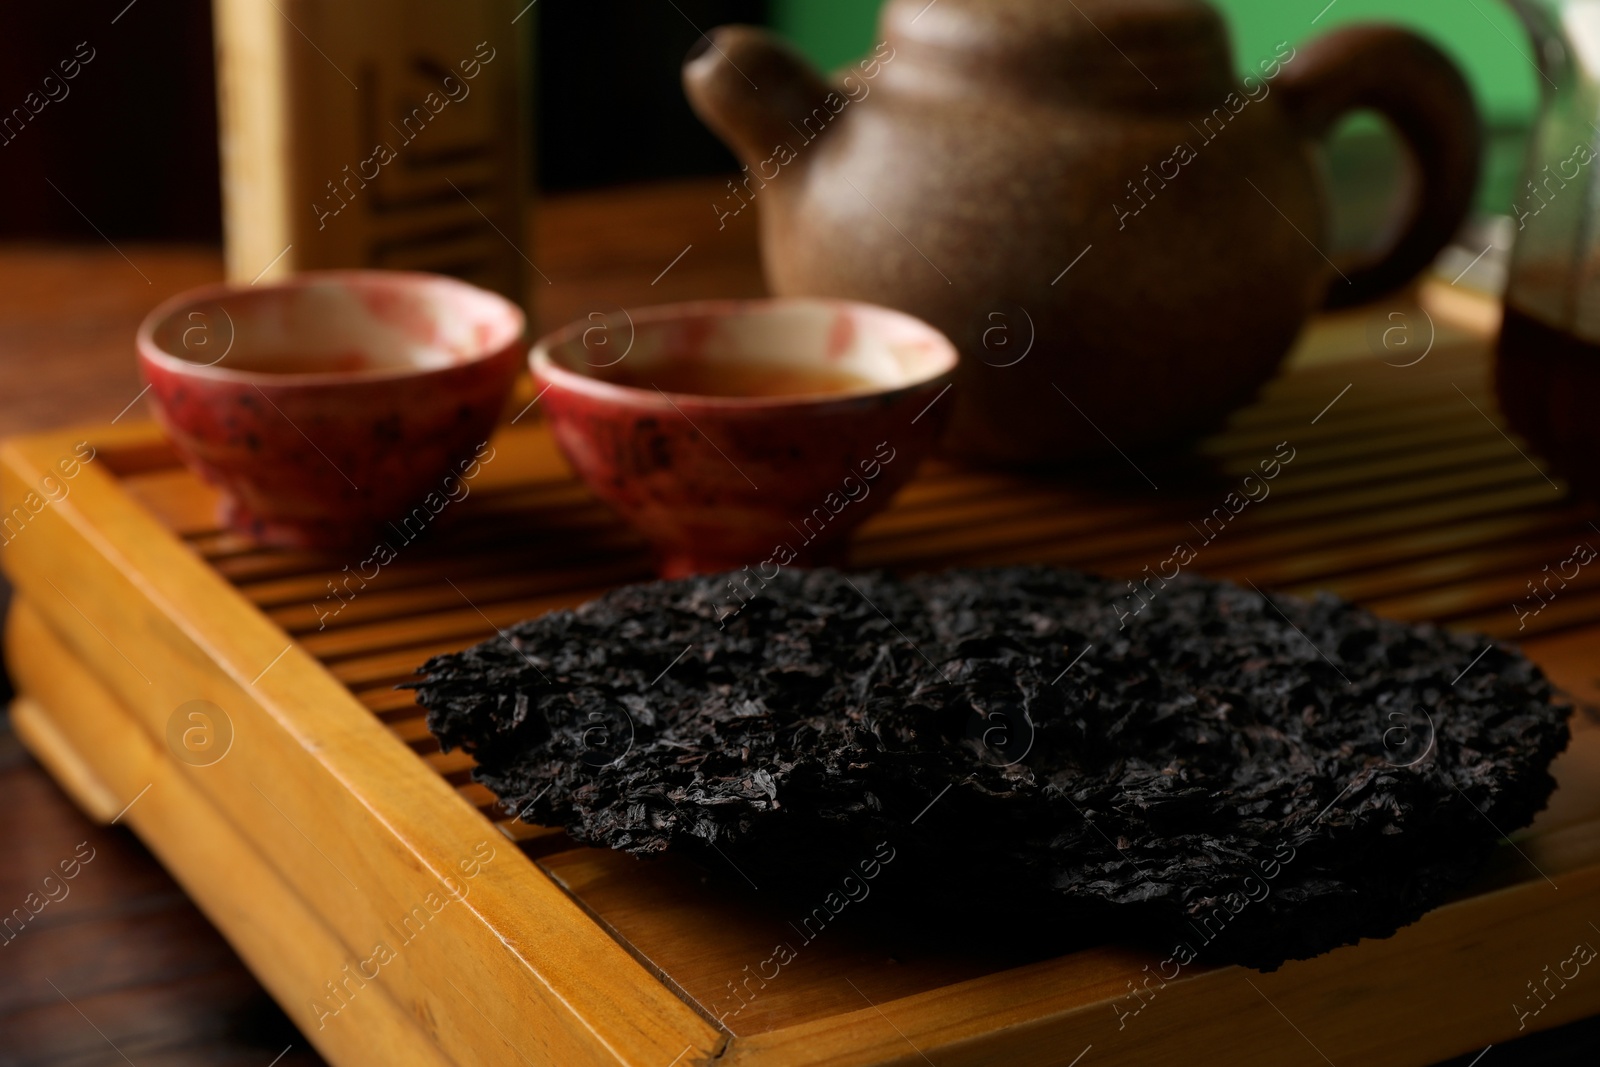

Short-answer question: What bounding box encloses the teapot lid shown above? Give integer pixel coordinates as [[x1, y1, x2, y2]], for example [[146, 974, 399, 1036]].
[[882, 0, 1235, 102]]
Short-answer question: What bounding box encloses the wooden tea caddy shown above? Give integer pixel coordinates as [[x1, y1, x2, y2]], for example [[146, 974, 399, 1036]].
[[4, 311, 1600, 1067]]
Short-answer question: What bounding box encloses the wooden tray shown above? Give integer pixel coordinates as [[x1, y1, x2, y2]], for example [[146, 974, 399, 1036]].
[[4, 322, 1600, 1067]]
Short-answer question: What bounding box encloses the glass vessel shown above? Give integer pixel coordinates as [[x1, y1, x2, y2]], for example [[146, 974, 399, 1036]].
[[1500, 0, 1600, 496]]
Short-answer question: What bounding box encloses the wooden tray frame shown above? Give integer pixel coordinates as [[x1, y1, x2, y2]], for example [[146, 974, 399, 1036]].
[[5, 334, 1600, 1066]]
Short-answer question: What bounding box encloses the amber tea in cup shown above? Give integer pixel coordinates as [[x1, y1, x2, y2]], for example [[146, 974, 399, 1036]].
[[600, 360, 877, 398]]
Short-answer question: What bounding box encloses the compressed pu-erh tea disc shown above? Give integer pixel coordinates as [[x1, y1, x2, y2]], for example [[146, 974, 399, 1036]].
[[411, 567, 1569, 969]]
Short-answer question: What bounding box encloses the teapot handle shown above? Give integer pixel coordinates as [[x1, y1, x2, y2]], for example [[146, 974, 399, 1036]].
[[1277, 25, 1482, 308]]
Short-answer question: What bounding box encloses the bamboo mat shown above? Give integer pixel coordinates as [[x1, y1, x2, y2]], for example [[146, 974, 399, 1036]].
[[95, 327, 1600, 1037]]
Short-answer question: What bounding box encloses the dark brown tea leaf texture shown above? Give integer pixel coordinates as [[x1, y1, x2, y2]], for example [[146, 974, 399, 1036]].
[[412, 567, 1569, 969]]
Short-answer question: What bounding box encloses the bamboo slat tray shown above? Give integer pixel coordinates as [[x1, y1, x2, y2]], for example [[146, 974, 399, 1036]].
[[4, 321, 1600, 1067]]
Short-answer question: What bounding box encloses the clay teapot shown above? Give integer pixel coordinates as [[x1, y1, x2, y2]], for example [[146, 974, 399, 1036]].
[[685, 0, 1481, 466]]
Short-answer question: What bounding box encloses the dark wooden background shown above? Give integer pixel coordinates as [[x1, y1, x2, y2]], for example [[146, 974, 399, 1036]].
[[0, 0, 763, 241], [0, 0, 221, 241]]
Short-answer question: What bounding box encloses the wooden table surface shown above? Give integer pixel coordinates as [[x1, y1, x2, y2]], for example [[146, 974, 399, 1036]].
[[1, 177, 1595, 1066]]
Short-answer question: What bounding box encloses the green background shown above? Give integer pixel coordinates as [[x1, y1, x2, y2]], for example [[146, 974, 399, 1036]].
[[770, 0, 1540, 128]]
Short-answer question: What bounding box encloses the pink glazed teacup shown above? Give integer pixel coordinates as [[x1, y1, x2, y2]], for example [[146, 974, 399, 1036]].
[[532, 298, 959, 577], [138, 271, 523, 548]]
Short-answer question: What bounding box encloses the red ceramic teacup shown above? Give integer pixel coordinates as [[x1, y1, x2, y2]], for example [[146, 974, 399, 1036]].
[[138, 271, 523, 548], [531, 298, 959, 578]]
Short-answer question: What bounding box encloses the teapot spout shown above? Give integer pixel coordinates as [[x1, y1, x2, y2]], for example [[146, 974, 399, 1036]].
[[684, 26, 836, 169]]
